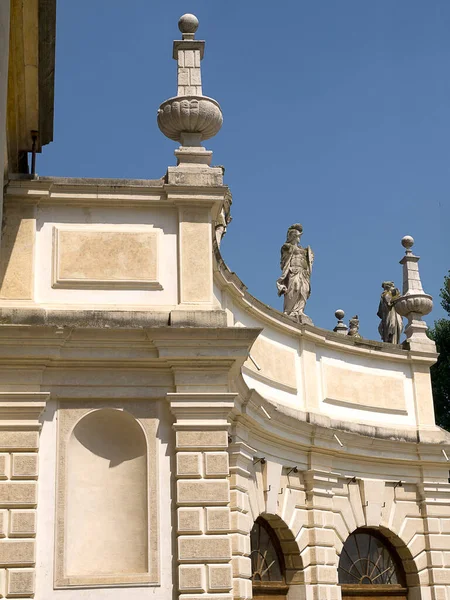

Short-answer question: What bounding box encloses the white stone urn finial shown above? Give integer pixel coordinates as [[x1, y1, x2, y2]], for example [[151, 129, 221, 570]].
[[157, 14, 223, 166], [393, 235, 435, 352]]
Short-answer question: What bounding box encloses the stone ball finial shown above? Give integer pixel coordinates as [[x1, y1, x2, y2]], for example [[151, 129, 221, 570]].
[[401, 235, 414, 251], [178, 14, 199, 34], [335, 309, 345, 321]]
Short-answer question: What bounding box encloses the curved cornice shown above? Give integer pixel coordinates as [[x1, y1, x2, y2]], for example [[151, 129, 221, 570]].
[[213, 243, 437, 366], [232, 373, 450, 462]]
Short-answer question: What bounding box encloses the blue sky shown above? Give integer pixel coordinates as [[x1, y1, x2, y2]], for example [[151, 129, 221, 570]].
[[39, 1, 450, 340]]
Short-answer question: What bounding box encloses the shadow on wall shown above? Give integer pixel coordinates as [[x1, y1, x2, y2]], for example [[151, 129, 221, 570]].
[[73, 408, 146, 467], [66, 408, 148, 577]]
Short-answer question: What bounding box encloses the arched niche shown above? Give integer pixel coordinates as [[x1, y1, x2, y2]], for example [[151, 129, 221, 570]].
[[65, 408, 148, 577], [338, 528, 407, 599]]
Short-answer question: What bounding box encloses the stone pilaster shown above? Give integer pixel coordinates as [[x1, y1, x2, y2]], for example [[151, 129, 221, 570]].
[[168, 393, 236, 600], [303, 469, 340, 600], [0, 392, 47, 598], [418, 482, 450, 600], [228, 440, 253, 600]]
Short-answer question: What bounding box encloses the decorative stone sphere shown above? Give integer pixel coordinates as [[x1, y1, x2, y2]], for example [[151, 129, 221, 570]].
[[335, 309, 345, 321], [157, 96, 223, 142], [401, 235, 414, 250], [178, 14, 199, 34]]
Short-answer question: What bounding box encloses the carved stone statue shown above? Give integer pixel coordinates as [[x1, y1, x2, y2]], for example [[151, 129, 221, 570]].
[[277, 224, 314, 323], [377, 281, 403, 344], [348, 315, 361, 338]]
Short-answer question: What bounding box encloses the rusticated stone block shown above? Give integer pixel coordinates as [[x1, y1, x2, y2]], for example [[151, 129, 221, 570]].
[[6, 567, 35, 597], [0, 433, 38, 452], [233, 577, 251, 600], [179, 565, 205, 591], [11, 455, 38, 480], [230, 490, 249, 513], [176, 431, 228, 451], [177, 453, 202, 478], [0, 541, 35, 566], [9, 511, 36, 538], [178, 508, 203, 534], [207, 564, 232, 591], [0, 484, 36, 507], [180, 596, 232, 600], [232, 556, 252, 578], [205, 507, 230, 533], [231, 533, 250, 556], [230, 511, 249, 534], [177, 480, 229, 505], [204, 452, 229, 477], [0, 455, 9, 480], [178, 536, 231, 562], [0, 511, 6, 538]]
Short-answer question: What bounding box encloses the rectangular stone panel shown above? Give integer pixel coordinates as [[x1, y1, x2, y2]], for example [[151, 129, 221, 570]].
[[0, 483, 36, 507], [0, 206, 35, 300], [207, 564, 232, 591], [11, 455, 38, 480], [204, 452, 229, 477], [0, 510, 7, 537], [205, 507, 230, 533], [178, 536, 231, 562], [243, 335, 297, 392], [9, 511, 36, 538], [322, 362, 407, 413], [0, 433, 38, 452], [6, 568, 35, 597], [176, 431, 228, 451], [53, 228, 161, 289], [178, 480, 229, 505], [177, 453, 202, 478], [179, 208, 212, 303], [178, 508, 203, 534], [179, 565, 205, 592], [0, 541, 35, 566], [0, 456, 8, 480]]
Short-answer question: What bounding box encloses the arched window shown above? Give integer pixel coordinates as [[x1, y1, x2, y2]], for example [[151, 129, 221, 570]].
[[251, 518, 288, 599], [339, 529, 407, 598]]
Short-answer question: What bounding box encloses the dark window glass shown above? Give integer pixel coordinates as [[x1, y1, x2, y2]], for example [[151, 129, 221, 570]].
[[250, 519, 285, 583], [338, 530, 404, 586]]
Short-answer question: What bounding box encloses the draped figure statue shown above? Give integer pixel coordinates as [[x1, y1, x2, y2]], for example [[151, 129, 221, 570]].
[[276, 224, 314, 323], [377, 281, 403, 344]]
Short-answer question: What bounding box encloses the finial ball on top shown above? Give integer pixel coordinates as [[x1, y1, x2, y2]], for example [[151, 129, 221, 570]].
[[178, 14, 199, 34], [401, 235, 414, 250], [335, 309, 345, 321]]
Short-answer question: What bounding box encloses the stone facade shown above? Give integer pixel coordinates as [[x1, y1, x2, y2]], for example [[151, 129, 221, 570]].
[[0, 9, 448, 600]]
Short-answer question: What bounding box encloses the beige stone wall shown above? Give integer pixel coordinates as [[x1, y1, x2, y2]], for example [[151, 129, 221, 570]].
[[233, 438, 450, 600], [0, 393, 47, 599]]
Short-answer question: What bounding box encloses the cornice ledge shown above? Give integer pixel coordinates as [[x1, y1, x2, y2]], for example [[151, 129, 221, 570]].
[[167, 392, 237, 429], [0, 392, 50, 428]]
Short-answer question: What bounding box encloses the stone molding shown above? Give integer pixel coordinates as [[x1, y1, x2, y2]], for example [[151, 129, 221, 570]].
[[0, 393, 48, 429]]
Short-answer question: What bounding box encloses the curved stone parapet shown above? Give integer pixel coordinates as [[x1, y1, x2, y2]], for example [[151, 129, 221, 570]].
[[157, 96, 223, 142]]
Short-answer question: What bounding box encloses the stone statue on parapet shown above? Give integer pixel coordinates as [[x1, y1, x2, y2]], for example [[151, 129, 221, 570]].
[[377, 281, 403, 344], [347, 315, 362, 338], [277, 224, 314, 325]]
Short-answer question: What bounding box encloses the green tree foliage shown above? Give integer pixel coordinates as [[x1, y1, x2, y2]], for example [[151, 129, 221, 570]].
[[429, 271, 450, 430]]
